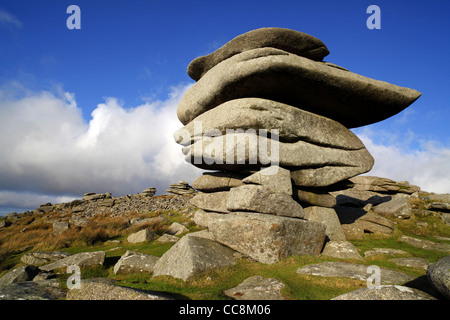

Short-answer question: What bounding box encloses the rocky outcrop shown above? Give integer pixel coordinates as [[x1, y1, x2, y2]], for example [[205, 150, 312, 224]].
[[166, 181, 195, 195], [173, 27, 421, 272]]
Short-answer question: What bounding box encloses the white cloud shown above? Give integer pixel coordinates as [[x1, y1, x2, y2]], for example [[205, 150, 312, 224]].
[[356, 129, 450, 194], [0, 83, 203, 212], [0, 8, 22, 28]]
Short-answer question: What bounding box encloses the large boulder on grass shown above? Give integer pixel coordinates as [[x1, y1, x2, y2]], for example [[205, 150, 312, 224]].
[[152, 236, 237, 281]]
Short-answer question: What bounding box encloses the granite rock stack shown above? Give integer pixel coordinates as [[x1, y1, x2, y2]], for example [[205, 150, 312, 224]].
[[173, 27, 421, 265]]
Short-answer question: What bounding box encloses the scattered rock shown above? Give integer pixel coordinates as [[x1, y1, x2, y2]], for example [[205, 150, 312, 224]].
[[364, 248, 410, 258], [156, 234, 179, 244], [296, 261, 414, 285], [321, 241, 363, 260], [20, 251, 71, 266], [223, 275, 287, 300], [153, 236, 236, 281], [0, 280, 66, 300], [389, 257, 430, 270], [0, 265, 39, 286], [127, 229, 156, 244], [426, 255, 450, 299], [113, 250, 160, 275], [166, 222, 189, 235], [39, 251, 105, 272], [66, 278, 173, 300], [332, 285, 437, 300], [399, 235, 450, 252]]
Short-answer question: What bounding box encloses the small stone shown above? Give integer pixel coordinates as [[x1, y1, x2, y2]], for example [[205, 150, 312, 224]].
[[223, 276, 287, 300]]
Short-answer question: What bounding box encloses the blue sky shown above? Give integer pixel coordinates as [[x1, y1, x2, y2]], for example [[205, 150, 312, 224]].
[[0, 0, 449, 214]]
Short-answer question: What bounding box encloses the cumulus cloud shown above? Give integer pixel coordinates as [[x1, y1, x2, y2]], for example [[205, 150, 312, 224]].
[[0, 83, 203, 212], [355, 128, 450, 194], [0, 8, 22, 28]]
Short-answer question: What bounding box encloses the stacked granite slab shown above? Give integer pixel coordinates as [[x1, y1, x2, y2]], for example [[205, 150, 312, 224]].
[[166, 181, 195, 195], [173, 27, 421, 264]]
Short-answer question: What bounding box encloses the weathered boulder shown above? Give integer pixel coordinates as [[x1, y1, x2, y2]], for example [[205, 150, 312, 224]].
[[389, 257, 430, 270], [427, 202, 450, 212], [127, 229, 156, 244], [192, 171, 245, 192], [20, 251, 71, 266], [187, 27, 330, 81], [304, 206, 345, 241], [399, 236, 450, 253], [113, 250, 159, 275], [185, 132, 374, 187], [321, 241, 363, 260], [176, 98, 365, 151], [66, 278, 173, 300], [178, 47, 421, 128], [223, 276, 287, 300], [166, 222, 189, 235], [0, 265, 39, 286], [296, 262, 414, 284], [156, 234, 179, 244], [427, 255, 450, 299], [364, 248, 410, 258], [190, 191, 230, 213], [39, 251, 105, 272], [0, 280, 66, 300], [373, 197, 412, 219], [226, 185, 304, 218], [208, 212, 326, 263], [193, 209, 223, 228], [242, 165, 293, 195], [332, 285, 437, 300], [294, 188, 336, 208], [153, 236, 236, 281], [335, 206, 395, 239]]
